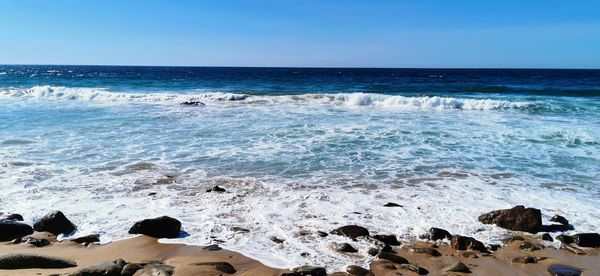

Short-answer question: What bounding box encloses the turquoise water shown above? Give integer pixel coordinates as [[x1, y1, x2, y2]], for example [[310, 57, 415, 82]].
[[1, 66, 599, 269]]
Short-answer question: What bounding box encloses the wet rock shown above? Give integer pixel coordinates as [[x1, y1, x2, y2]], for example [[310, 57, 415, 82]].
[[478, 205, 542, 233], [346, 265, 373, 276], [70, 234, 101, 244], [121, 263, 145, 276], [451, 235, 488, 253], [410, 247, 441, 256], [0, 253, 77, 269], [398, 264, 428, 275], [33, 211, 77, 236], [206, 185, 226, 192], [443, 261, 471, 273], [487, 244, 501, 251], [204, 244, 221, 251], [551, 215, 569, 225], [230, 226, 250, 233], [377, 252, 408, 264], [331, 225, 369, 240], [519, 241, 544, 252], [133, 263, 174, 276], [426, 227, 452, 241], [70, 259, 126, 276], [548, 264, 582, 276], [0, 213, 23, 221], [383, 202, 402, 207], [20, 237, 51, 247], [540, 233, 554, 242], [459, 251, 479, 258], [193, 262, 236, 274], [300, 252, 310, 257], [270, 236, 285, 244], [511, 256, 538, 264], [128, 216, 181, 238], [335, 243, 358, 253], [542, 224, 574, 232], [289, 265, 327, 276], [0, 220, 34, 241], [572, 233, 600, 248], [372, 234, 400, 246], [180, 101, 205, 106], [367, 248, 379, 256], [376, 263, 397, 270], [316, 231, 328, 237], [556, 234, 575, 244]]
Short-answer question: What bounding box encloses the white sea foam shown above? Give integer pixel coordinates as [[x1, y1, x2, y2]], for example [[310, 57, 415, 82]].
[[0, 85, 529, 110]]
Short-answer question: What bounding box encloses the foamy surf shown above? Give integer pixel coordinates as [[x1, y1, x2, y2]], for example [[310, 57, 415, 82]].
[[0, 85, 530, 110]]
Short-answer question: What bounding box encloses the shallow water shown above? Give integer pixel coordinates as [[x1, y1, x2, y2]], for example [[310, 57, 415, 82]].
[[0, 66, 599, 269]]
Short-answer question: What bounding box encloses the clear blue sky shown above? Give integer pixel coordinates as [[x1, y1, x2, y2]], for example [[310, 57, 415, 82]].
[[1, 0, 599, 68]]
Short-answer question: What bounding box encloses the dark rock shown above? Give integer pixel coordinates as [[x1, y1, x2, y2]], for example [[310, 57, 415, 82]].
[[70, 259, 125, 276], [346, 265, 373, 276], [206, 185, 226, 192], [511, 256, 538, 264], [335, 243, 358, 253], [376, 263, 397, 270], [180, 101, 205, 106], [21, 237, 50, 247], [331, 225, 369, 240], [193, 262, 236, 274], [556, 234, 575, 244], [33, 211, 77, 235], [372, 234, 400, 246], [548, 264, 582, 276], [128, 216, 181, 238], [443, 261, 471, 273], [451, 235, 488, 253], [230, 226, 250, 233], [300, 252, 309, 257], [541, 233, 554, 242], [0, 253, 76, 269], [478, 205, 542, 233], [316, 231, 328, 237], [542, 224, 574, 232], [519, 241, 544, 252], [0, 213, 23, 221], [270, 236, 285, 244], [427, 227, 452, 241], [551, 215, 570, 225], [383, 202, 402, 207], [572, 233, 600, 248], [121, 263, 145, 276], [133, 264, 174, 276], [487, 244, 501, 251], [367, 247, 379, 256], [70, 234, 100, 244], [398, 264, 428, 275], [377, 252, 408, 264], [0, 220, 34, 241], [204, 244, 221, 251], [289, 265, 327, 276], [410, 247, 441, 256]]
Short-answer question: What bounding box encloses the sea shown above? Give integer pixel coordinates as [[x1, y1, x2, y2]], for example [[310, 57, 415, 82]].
[[1, 65, 599, 269]]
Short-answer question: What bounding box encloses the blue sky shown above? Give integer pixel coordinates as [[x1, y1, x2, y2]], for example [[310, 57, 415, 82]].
[[1, 0, 599, 68]]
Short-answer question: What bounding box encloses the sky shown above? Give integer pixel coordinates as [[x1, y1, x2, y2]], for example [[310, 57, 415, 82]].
[[1, 0, 599, 68]]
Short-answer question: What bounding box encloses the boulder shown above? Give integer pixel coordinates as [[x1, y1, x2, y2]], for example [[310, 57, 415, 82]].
[[206, 185, 226, 192], [572, 233, 600, 248], [383, 202, 402, 207], [346, 265, 373, 276], [289, 266, 327, 276], [122, 263, 145, 276], [443, 261, 471, 273], [540, 233, 554, 242], [0, 220, 34, 241], [0, 213, 23, 221], [70, 259, 126, 276], [426, 227, 452, 241], [331, 225, 369, 240], [556, 234, 575, 244], [18, 237, 50, 247], [547, 264, 582, 276], [542, 224, 574, 232], [397, 264, 428, 275], [128, 216, 181, 238], [70, 234, 101, 244], [133, 263, 174, 276], [451, 235, 488, 253], [372, 234, 400, 246], [377, 252, 408, 264], [551, 215, 569, 225], [0, 253, 76, 269], [33, 211, 77, 235], [335, 243, 358, 253], [193, 262, 236, 274], [478, 205, 542, 233]]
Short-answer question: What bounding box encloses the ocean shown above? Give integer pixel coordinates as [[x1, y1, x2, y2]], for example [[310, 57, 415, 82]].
[[1, 65, 599, 269]]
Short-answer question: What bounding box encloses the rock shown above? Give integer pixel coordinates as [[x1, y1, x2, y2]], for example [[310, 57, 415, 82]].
[[335, 243, 358, 253], [0, 213, 23, 221], [331, 225, 369, 240], [270, 236, 284, 244], [33, 211, 77, 235], [383, 202, 402, 207], [206, 185, 226, 192], [0, 220, 34, 241], [70, 234, 101, 244], [204, 244, 221, 251], [519, 241, 544, 252], [377, 252, 408, 264], [128, 216, 181, 238], [459, 251, 479, 258], [316, 231, 328, 237], [376, 263, 397, 270], [511, 256, 538, 264], [451, 235, 488, 252], [478, 205, 542, 233], [180, 101, 205, 106], [133, 263, 174, 276], [193, 262, 236, 274], [346, 265, 373, 276], [20, 237, 50, 247], [372, 234, 400, 246], [410, 247, 441, 256], [443, 261, 471, 273], [289, 265, 327, 276], [122, 263, 145, 276], [547, 264, 582, 276], [0, 253, 77, 269], [542, 224, 574, 232], [551, 215, 569, 225], [398, 264, 428, 275], [540, 233, 554, 242], [572, 233, 600, 248], [70, 259, 126, 276], [427, 227, 452, 241], [367, 248, 379, 256], [487, 244, 501, 251], [231, 226, 250, 233], [556, 234, 575, 244]]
